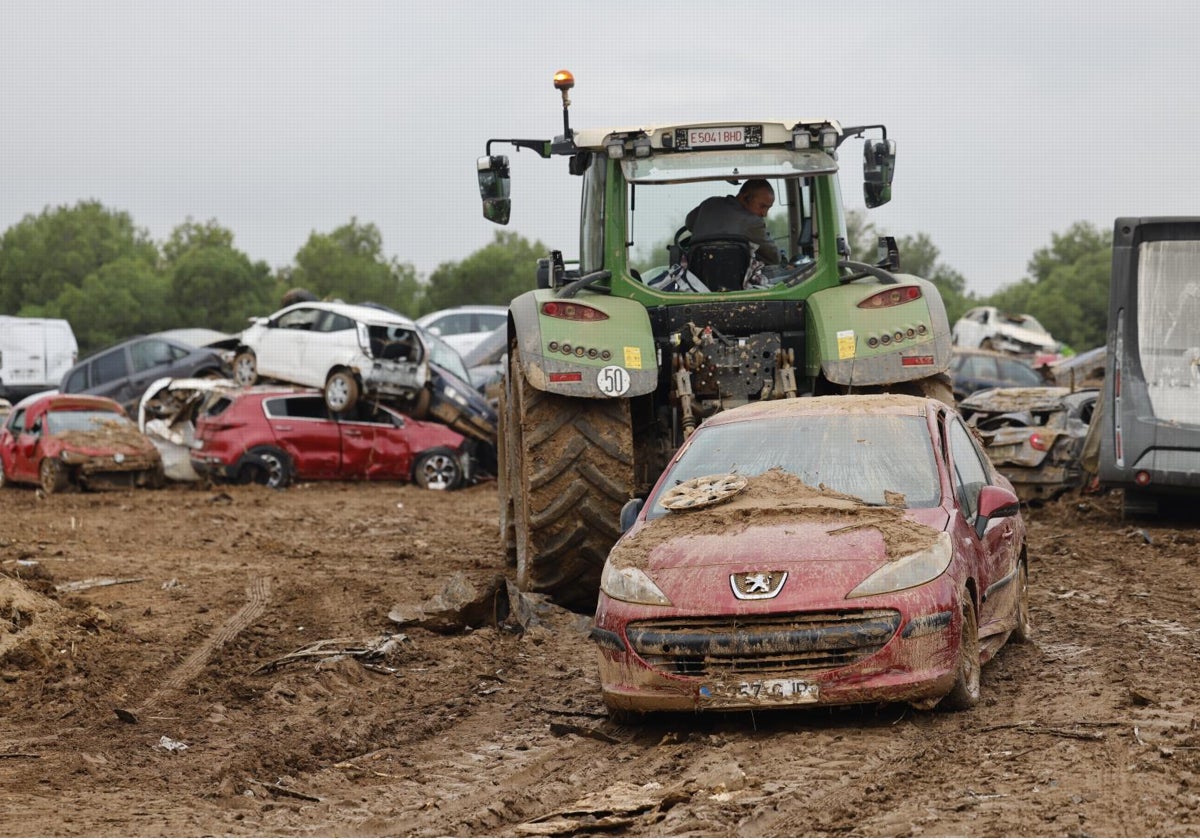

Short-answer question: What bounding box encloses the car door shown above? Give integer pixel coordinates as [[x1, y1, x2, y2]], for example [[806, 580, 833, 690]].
[[87, 347, 134, 405], [302, 310, 358, 386], [946, 416, 1017, 637], [262, 395, 341, 478], [2, 407, 32, 481], [336, 403, 400, 479], [127, 339, 186, 408], [10, 405, 45, 482], [256, 308, 320, 386]]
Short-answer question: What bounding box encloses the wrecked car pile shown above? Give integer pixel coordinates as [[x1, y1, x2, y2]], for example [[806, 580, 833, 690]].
[[958, 386, 1100, 503]]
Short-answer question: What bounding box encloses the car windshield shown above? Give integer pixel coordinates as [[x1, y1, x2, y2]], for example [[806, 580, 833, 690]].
[[647, 414, 940, 518], [423, 330, 470, 381], [46, 408, 129, 433]]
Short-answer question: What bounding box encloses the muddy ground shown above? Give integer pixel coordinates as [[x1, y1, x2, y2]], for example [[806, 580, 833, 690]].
[[1, 478, 1198, 837]]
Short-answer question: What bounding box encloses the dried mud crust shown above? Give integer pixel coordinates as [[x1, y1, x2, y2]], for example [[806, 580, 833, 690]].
[[612, 468, 941, 570], [0, 482, 1198, 837]]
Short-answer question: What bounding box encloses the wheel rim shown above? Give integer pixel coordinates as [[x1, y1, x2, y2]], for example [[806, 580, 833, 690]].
[[234, 355, 256, 385], [420, 454, 458, 491], [40, 460, 61, 494], [960, 605, 981, 697], [326, 375, 352, 411], [259, 452, 286, 488]]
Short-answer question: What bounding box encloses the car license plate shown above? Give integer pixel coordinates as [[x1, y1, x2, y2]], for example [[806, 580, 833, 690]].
[[701, 678, 819, 705]]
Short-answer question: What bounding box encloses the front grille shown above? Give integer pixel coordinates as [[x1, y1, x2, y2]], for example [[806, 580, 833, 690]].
[[626, 610, 900, 677]]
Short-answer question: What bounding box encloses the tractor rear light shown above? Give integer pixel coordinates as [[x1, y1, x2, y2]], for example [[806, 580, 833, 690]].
[[541, 301, 609, 321], [549, 372, 583, 383], [857, 286, 922, 309], [1029, 432, 1050, 451], [1135, 470, 1152, 487]]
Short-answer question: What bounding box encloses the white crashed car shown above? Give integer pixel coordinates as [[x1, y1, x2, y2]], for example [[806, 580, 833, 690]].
[[138, 377, 242, 481], [952, 306, 1060, 357], [231, 301, 429, 413]]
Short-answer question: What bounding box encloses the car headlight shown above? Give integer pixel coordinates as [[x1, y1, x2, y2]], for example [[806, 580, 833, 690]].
[[600, 561, 672, 606], [846, 532, 953, 599]]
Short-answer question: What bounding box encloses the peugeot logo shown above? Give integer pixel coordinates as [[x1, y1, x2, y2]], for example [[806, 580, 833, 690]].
[[730, 571, 788, 600]]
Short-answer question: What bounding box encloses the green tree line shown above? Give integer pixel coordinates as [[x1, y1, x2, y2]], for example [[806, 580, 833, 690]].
[[0, 200, 1111, 356]]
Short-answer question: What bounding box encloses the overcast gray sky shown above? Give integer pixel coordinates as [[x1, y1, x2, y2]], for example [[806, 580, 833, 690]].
[[2, 1, 1195, 298]]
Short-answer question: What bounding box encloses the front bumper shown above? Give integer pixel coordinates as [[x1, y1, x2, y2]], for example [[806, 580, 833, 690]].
[[594, 583, 961, 713]]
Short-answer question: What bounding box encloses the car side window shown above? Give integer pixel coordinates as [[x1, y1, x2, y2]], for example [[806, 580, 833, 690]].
[[7, 408, 26, 434], [271, 396, 329, 420], [93, 349, 129, 385], [315, 312, 355, 333], [277, 308, 318, 330], [131, 340, 174, 373], [948, 418, 990, 522], [477, 313, 506, 332], [64, 367, 89, 392]]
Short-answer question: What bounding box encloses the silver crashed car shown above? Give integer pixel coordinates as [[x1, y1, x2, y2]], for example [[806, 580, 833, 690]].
[[958, 386, 1099, 503]]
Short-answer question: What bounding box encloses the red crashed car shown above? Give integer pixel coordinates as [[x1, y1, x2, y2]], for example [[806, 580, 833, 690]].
[[0, 392, 164, 494], [190, 387, 472, 490], [592, 394, 1029, 718]]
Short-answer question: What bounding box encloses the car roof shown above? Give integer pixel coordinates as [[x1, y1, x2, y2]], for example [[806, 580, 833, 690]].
[[952, 346, 1035, 362], [416, 305, 507, 323], [701, 394, 934, 428], [274, 300, 417, 327], [15, 392, 125, 412]]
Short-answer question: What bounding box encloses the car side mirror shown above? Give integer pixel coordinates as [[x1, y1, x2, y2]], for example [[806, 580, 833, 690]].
[[619, 498, 645, 533], [975, 485, 1020, 539], [863, 138, 895, 208], [477, 155, 511, 225]]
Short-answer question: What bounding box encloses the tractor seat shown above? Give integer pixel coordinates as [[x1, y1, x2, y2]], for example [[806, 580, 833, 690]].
[[686, 237, 753, 292]]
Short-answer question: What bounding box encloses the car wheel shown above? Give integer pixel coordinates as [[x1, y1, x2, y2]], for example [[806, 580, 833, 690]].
[[939, 591, 981, 711], [324, 370, 360, 413], [414, 448, 463, 491], [39, 458, 69, 495], [0, 459, 8, 489], [239, 446, 292, 489], [1012, 560, 1033, 643], [233, 351, 258, 386]]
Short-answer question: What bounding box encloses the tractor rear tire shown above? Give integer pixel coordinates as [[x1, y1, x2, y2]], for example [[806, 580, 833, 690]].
[[507, 346, 635, 613]]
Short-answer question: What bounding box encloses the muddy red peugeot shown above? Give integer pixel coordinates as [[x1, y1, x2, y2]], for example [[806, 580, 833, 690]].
[[591, 394, 1029, 718]]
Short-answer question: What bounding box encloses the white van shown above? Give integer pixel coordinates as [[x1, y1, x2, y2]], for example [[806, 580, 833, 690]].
[[0, 316, 79, 400]]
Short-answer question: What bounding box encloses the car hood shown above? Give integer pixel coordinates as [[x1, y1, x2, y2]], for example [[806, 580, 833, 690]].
[[46, 426, 157, 457], [610, 473, 948, 610], [995, 323, 1058, 349]]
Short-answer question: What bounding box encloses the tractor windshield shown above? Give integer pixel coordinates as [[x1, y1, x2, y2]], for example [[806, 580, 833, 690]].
[[620, 148, 838, 293]]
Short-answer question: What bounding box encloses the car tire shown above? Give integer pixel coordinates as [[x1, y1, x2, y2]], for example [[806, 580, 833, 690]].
[[1012, 560, 1033, 643], [39, 458, 69, 495], [233, 351, 258, 387], [939, 591, 981, 711], [0, 459, 8, 490], [239, 446, 292, 489], [324, 369, 360, 413], [414, 448, 463, 491]]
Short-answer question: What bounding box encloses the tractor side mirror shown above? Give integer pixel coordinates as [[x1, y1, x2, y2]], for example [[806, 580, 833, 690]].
[[863, 139, 895, 208], [477, 155, 511, 225]]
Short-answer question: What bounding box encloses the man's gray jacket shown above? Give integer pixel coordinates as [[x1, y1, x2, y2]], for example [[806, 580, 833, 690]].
[[684, 195, 781, 264]]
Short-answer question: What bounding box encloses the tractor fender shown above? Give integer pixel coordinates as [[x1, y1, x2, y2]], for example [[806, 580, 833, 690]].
[[806, 275, 952, 387], [508, 288, 659, 398]]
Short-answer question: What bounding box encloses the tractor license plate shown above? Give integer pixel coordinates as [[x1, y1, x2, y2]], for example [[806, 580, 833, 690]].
[[701, 678, 819, 705], [677, 125, 762, 150]]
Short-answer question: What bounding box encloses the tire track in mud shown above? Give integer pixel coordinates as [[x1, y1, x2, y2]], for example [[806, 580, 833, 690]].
[[132, 576, 272, 715]]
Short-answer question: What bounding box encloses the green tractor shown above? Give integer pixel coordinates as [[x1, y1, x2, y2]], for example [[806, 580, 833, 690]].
[[478, 70, 952, 612]]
